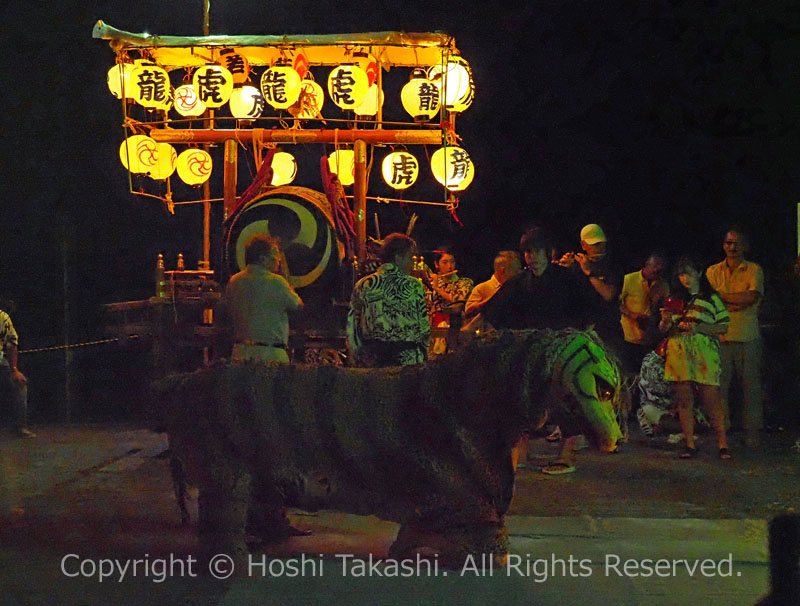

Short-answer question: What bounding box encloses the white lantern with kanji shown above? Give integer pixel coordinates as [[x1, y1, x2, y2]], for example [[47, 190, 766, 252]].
[[354, 84, 383, 117], [149, 143, 177, 180], [260, 64, 302, 110], [173, 84, 207, 117], [328, 149, 355, 186], [271, 152, 298, 186], [176, 148, 213, 185], [289, 80, 325, 120], [327, 65, 369, 111], [219, 49, 250, 85], [382, 151, 419, 190], [131, 63, 171, 109], [107, 63, 135, 99], [401, 68, 441, 121], [229, 86, 265, 119], [430, 145, 474, 190], [428, 56, 474, 112], [193, 64, 234, 109], [119, 135, 158, 174]]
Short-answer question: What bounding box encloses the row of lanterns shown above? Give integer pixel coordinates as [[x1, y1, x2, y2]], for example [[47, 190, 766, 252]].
[[119, 135, 473, 191], [108, 53, 474, 121]]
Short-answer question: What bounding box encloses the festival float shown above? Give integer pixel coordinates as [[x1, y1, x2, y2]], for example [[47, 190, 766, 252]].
[[93, 19, 476, 369]]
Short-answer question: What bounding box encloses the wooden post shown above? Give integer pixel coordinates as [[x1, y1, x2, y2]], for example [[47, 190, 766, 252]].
[[354, 139, 367, 263], [224, 139, 238, 220]]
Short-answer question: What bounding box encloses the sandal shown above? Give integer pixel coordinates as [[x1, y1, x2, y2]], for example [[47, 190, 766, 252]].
[[718, 448, 731, 460], [541, 462, 576, 475], [678, 446, 698, 459]]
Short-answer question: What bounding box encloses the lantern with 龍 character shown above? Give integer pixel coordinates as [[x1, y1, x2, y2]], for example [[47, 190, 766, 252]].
[[430, 145, 474, 190]]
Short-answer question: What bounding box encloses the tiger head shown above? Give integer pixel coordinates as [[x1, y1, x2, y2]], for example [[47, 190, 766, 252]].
[[540, 330, 623, 453]]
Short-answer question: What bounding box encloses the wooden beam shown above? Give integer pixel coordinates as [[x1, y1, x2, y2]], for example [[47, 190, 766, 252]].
[[149, 128, 444, 146]]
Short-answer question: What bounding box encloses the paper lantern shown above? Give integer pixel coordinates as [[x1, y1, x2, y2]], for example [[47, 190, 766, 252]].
[[155, 85, 173, 112], [173, 84, 207, 117], [229, 85, 265, 119], [219, 50, 250, 85], [193, 64, 234, 109], [328, 149, 355, 186], [176, 149, 213, 185], [382, 151, 419, 190], [293, 52, 309, 81], [149, 143, 177, 180], [107, 63, 135, 99], [131, 63, 171, 109], [289, 80, 325, 120], [261, 64, 301, 110], [430, 146, 474, 190], [354, 84, 383, 117], [119, 135, 158, 174], [401, 68, 441, 121], [446, 157, 475, 191], [353, 51, 379, 87], [270, 152, 297, 186], [428, 56, 474, 111], [327, 65, 369, 110]]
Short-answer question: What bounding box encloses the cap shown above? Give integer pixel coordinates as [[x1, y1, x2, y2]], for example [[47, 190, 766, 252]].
[[580, 223, 606, 245]]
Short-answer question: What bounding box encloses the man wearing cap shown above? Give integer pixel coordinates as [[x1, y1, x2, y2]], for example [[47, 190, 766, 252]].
[[557, 223, 623, 350], [705, 228, 764, 448]]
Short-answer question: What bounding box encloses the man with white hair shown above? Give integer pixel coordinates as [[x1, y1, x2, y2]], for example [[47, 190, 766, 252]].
[[461, 250, 521, 333]]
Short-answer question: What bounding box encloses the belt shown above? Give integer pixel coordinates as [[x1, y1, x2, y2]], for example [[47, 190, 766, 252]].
[[236, 340, 287, 350]]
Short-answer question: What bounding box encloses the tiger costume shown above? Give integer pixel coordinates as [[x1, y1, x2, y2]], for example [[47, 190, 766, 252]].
[[153, 328, 623, 569]]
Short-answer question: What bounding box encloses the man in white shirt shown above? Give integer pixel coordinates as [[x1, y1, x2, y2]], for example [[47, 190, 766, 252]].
[[216, 234, 303, 363], [462, 250, 521, 333]]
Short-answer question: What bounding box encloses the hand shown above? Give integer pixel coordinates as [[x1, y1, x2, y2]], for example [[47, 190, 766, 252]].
[[556, 252, 576, 267], [574, 252, 592, 275], [11, 368, 27, 385]]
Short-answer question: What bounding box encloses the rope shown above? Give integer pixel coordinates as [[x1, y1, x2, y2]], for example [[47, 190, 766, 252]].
[[19, 335, 141, 354]]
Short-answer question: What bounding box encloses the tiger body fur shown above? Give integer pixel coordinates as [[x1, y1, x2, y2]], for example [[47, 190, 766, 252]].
[[154, 328, 623, 568]]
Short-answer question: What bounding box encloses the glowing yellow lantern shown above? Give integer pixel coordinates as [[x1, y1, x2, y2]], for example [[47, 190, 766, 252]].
[[446, 157, 475, 191], [219, 49, 250, 85], [119, 135, 158, 174], [148, 143, 177, 180], [381, 151, 419, 190], [290, 80, 325, 120], [401, 68, 441, 121], [131, 63, 171, 109], [328, 65, 369, 110], [260, 64, 301, 110], [270, 152, 297, 186], [193, 64, 234, 109], [107, 63, 135, 99], [430, 146, 474, 190], [176, 148, 213, 185], [155, 85, 173, 112], [354, 84, 383, 117], [353, 51, 379, 87], [229, 85, 265, 119], [428, 56, 474, 111], [173, 84, 207, 117], [328, 149, 355, 186]]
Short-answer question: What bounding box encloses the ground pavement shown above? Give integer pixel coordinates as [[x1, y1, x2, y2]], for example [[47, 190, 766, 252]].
[[1, 423, 798, 605]]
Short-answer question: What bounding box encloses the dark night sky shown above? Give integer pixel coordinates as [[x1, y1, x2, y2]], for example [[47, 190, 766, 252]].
[[2, 1, 800, 349]]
